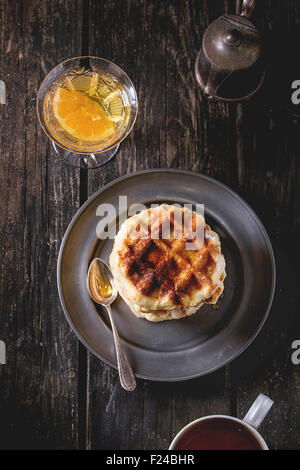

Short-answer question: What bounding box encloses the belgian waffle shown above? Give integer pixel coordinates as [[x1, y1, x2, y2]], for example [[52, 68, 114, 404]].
[[110, 204, 226, 322]]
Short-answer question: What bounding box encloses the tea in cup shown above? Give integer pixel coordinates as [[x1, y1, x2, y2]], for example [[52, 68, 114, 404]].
[[169, 394, 274, 450]]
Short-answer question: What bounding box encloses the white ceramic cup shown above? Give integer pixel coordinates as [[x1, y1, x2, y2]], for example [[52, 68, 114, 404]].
[[169, 394, 274, 450]]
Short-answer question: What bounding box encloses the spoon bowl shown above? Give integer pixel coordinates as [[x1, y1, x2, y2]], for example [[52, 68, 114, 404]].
[[87, 258, 117, 305]]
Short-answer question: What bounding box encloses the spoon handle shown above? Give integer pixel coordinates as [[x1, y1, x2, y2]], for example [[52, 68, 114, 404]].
[[105, 305, 136, 391]]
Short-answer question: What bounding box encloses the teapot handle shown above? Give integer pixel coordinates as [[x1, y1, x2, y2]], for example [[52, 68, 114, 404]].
[[241, 0, 256, 19]]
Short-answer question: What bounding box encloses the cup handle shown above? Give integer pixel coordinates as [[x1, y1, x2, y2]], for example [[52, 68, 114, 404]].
[[243, 394, 274, 429]]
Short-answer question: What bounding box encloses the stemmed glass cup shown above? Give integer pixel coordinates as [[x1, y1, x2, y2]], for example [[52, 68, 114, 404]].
[[37, 56, 138, 169]]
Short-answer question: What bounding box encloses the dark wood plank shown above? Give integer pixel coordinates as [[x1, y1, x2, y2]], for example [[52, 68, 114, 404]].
[[0, 0, 82, 449], [163, 0, 237, 182], [0, 0, 299, 451], [85, 0, 237, 451], [232, 0, 300, 450], [86, 0, 166, 450], [85, 0, 300, 451]]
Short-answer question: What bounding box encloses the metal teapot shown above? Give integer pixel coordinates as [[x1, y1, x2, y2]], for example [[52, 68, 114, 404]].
[[195, 0, 265, 101]]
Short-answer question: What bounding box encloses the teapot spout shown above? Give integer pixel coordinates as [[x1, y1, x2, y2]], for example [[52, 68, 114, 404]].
[[204, 66, 232, 98]]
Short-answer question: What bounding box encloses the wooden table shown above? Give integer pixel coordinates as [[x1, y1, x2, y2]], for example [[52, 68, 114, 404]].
[[0, 0, 299, 450]]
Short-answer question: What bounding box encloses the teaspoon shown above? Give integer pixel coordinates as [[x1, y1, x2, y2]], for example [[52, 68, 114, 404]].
[[87, 257, 136, 391]]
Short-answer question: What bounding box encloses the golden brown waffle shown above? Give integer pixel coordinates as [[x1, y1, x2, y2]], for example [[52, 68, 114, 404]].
[[116, 205, 224, 311]]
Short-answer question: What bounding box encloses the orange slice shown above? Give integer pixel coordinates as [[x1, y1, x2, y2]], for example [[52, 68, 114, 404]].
[[52, 87, 115, 142]]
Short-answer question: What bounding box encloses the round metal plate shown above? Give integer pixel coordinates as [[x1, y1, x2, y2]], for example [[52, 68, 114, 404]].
[[57, 170, 276, 381]]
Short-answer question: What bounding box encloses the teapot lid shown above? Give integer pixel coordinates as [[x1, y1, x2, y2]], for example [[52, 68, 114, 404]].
[[203, 14, 261, 71]]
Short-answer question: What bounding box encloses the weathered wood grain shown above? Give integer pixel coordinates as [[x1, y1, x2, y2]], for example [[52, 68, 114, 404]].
[[0, 0, 82, 449], [0, 0, 299, 450], [85, 0, 300, 450], [85, 0, 237, 451], [232, 0, 300, 450]]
